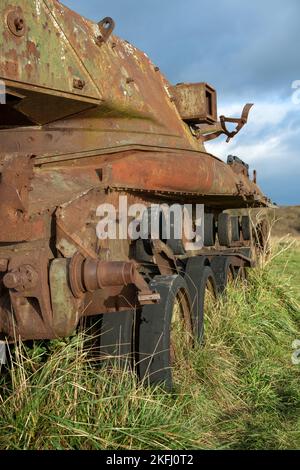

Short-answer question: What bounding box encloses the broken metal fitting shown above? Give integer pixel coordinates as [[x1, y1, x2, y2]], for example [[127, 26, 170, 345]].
[[197, 103, 254, 143], [220, 103, 254, 143]]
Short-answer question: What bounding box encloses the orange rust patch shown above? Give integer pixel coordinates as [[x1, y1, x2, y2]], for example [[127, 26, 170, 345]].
[[27, 40, 40, 59]]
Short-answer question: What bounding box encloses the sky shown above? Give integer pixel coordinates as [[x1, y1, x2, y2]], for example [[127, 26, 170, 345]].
[[64, 0, 300, 205]]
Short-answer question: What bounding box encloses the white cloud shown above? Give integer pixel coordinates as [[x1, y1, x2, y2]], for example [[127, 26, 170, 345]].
[[207, 134, 281, 163], [218, 98, 295, 127], [206, 97, 300, 168]]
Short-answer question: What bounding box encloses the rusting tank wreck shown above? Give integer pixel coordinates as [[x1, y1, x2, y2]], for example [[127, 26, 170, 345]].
[[0, 0, 271, 387]]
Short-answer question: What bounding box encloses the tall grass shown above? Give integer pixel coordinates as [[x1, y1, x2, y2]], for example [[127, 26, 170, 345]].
[[0, 246, 299, 450]]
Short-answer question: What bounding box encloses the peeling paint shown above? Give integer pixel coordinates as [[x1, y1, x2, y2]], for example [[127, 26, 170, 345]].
[[35, 0, 42, 17]]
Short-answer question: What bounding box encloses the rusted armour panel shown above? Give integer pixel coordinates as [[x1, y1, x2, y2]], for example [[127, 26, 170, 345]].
[[0, 0, 195, 150], [0, 110, 198, 161], [0, 0, 102, 101], [0, 149, 268, 246], [103, 151, 266, 202], [0, 154, 46, 242]]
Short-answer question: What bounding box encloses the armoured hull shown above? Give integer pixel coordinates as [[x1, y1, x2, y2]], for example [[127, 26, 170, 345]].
[[0, 1, 271, 386]]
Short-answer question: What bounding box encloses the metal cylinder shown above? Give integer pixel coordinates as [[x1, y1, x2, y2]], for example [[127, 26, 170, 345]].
[[69, 252, 137, 297], [96, 261, 136, 289]]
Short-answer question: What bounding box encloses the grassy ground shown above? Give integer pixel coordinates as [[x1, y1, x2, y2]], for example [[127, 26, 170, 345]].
[[0, 243, 299, 450], [272, 241, 300, 301]]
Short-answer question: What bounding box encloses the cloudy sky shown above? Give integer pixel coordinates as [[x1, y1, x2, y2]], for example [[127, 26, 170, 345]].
[[64, 0, 300, 205]]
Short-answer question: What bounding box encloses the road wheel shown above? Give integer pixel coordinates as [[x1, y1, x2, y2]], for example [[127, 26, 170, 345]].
[[137, 275, 193, 389], [241, 215, 251, 240], [184, 259, 217, 342], [234, 266, 247, 281], [99, 311, 134, 364], [83, 311, 134, 369], [204, 213, 216, 247], [210, 256, 235, 294], [231, 216, 240, 241], [218, 213, 232, 247]]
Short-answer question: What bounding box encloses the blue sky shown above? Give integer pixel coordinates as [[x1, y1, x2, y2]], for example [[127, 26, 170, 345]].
[[64, 0, 300, 205]]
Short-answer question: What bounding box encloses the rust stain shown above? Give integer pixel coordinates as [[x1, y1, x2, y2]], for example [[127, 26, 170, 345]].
[[27, 40, 40, 58]]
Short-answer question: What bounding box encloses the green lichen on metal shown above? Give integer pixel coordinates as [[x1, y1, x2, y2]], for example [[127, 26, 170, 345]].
[[49, 258, 80, 337], [96, 102, 157, 123], [0, 0, 101, 100]]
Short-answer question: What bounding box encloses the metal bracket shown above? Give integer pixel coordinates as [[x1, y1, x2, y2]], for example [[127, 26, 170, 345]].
[[96, 17, 115, 45], [199, 103, 254, 143], [220, 103, 254, 143], [151, 239, 178, 275]]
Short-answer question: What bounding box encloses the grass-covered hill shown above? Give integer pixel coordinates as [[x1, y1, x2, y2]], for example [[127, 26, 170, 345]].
[[271, 206, 300, 238]]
